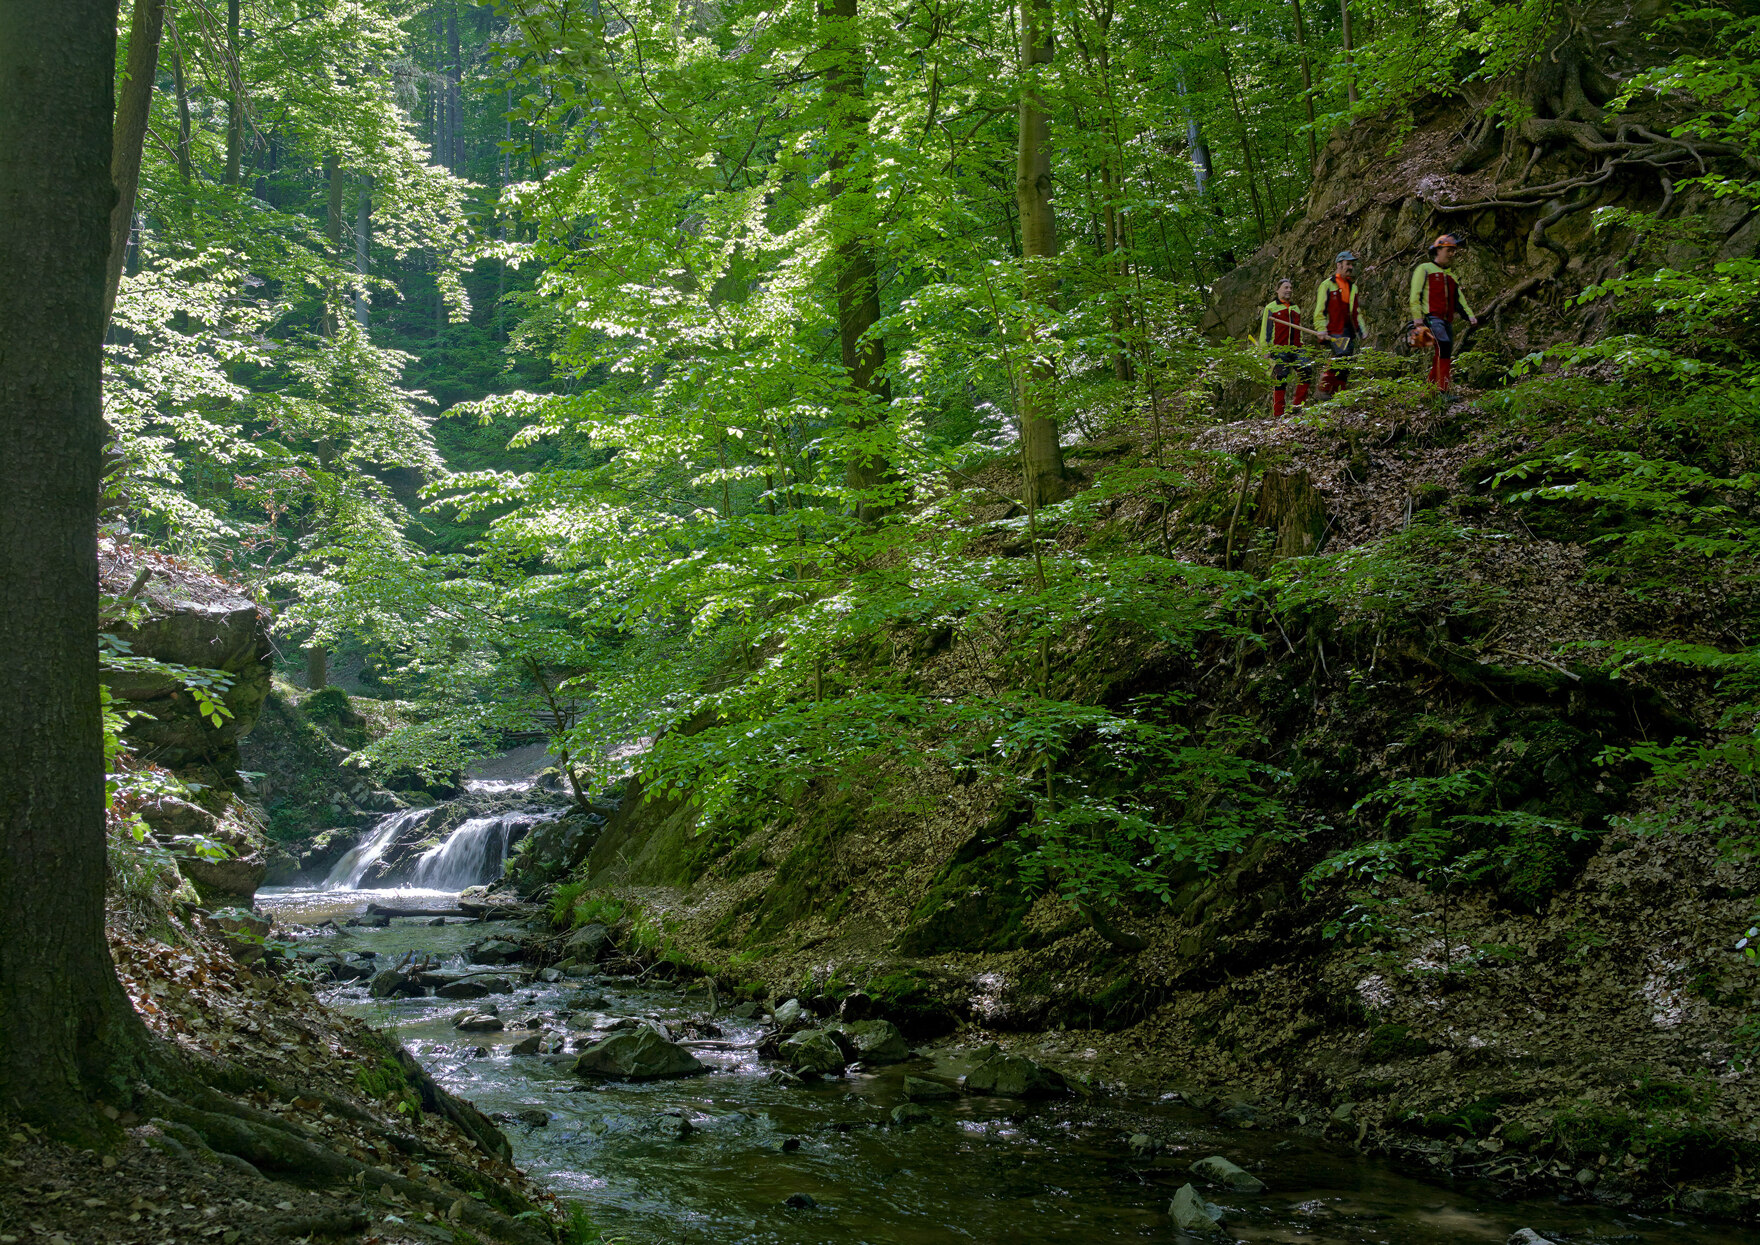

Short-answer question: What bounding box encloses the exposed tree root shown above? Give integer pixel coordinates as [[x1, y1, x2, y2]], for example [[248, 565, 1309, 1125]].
[[139, 1086, 553, 1244]]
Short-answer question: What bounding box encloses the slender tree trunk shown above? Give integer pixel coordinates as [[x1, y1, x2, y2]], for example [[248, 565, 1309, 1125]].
[[1290, 0, 1318, 168], [354, 174, 371, 327], [305, 647, 329, 690], [171, 21, 193, 181], [105, 0, 167, 330], [823, 0, 893, 522], [0, 0, 148, 1131], [447, 1, 462, 172], [1015, 0, 1068, 507], [223, 0, 242, 185], [323, 154, 343, 337], [1341, 0, 1358, 108]]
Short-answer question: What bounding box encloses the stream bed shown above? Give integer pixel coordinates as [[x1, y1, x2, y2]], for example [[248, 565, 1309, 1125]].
[[260, 887, 1745, 1245]]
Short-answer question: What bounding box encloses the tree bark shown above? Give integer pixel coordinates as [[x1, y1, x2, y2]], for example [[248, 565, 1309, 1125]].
[[0, 0, 148, 1130], [822, 0, 893, 522], [223, 0, 242, 185], [1015, 0, 1068, 507], [105, 0, 167, 330]]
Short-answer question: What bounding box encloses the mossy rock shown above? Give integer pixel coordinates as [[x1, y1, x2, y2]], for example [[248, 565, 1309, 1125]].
[[896, 846, 1033, 956], [1363, 1023, 1434, 1063]]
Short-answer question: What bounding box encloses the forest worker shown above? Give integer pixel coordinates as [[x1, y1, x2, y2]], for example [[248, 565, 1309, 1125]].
[[1408, 233, 1478, 392], [1257, 277, 1315, 419], [1314, 250, 1362, 397]]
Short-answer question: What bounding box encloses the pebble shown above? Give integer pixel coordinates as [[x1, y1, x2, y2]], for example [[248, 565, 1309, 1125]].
[[784, 1193, 816, 1210]]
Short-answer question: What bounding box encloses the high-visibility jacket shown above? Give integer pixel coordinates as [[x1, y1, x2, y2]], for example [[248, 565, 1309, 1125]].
[[1314, 274, 1361, 336], [1258, 299, 1304, 349], [1409, 262, 1476, 324]]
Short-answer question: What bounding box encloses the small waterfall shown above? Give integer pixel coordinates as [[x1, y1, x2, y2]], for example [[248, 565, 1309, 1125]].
[[408, 810, 555, 891], [324, 806, 437, 889]]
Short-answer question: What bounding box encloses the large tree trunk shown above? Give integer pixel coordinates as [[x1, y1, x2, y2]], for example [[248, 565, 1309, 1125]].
[[104, 0, 167, 329], [0, 0, 148, 1130], [1015, 0, 1068, 508], [223, 0, 242, 185], [823, 0, 893, 522]]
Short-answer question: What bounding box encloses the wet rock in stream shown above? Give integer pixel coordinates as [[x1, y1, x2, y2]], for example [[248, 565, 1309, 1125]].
[[1189, 1153, 1266, 1193], [903, 1076, 958, 1101], [455, 1012, 505, 1032], [1508, 1232, 1556, 1245], [828, 1018, 910, 1064], [1169, 1183, 1226, 1234], [778, 1029, 846, 1075], [960, 1053, 1067, 1099], [573, 1027, 707, 1080]]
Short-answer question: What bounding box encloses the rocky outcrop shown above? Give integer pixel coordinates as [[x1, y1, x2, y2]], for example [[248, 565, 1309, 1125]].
[[101, 540, 272, 773], [138, 795, 268, 906]]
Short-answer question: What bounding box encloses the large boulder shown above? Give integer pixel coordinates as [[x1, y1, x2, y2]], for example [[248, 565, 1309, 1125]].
[[960, 1053, 1067, 1099], [573, 1029, 707, 1081], [141, 796, 268, 904], [101, 546, 272, 770]]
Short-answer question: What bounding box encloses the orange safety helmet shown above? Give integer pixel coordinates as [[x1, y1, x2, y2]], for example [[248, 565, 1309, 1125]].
[[1428, 233, 1461, 257]]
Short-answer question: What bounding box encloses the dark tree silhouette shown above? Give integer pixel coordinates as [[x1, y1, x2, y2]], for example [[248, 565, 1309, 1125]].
[[0, 1, 147, 1128]]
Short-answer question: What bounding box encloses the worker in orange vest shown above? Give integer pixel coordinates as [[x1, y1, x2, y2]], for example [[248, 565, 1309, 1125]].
[[1314, 249, 1361, 397], [1408, 234, 1477, 392], [1257, 277, 1315, 419]]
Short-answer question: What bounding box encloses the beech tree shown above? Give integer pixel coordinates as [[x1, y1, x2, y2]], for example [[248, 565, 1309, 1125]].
[[0, 0, 147, 1128]]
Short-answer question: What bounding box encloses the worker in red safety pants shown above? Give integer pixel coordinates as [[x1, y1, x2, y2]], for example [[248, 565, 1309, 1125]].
[[1314, 250, 1361, 397], [1257, 278, 1315, 419], [1408, 234, 1478, 392]]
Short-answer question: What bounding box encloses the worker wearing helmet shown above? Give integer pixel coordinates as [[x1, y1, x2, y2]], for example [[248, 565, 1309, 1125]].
[[1408, 234, 1477, 392], [1258, 277, 1314, 418], [1314, 250, 1361, 397]]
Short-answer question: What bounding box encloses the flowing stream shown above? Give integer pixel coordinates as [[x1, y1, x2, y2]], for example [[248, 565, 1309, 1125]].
[[255, 889, 1750, 1245]]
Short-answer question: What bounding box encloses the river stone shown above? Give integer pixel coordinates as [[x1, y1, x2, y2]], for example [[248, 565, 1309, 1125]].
[[565, 991, 610, 1009], [961, 1054, 1067, 1099], [472, 938, 525, 965], [889, 1104, 938, 1126], [1128, 1133, 1161, 1157], [436, 979, 491, 1000], [1189, 1154, 1266, 1193], [771, 998, 810, 1030], [783, 1193, 817, 1210], [766, 1069, 808, 1090], [1169, 1183, 1225, 1234], [369, 970, 423, 999], [833, 1020, 910, 1065], [779, 1030, 846, 1075], [573, 1028, 707, 1080], [566, 922, 615, 962], [455, 1013, 505, 1033], [838, 991, 874, 1021], [728, 1001, 765, 1020], [903, 1076, 958, 1102], [1508, 1232, 1556, 1245], [509, 1034, 542, 1055], [515, 1109, 549, 1128]]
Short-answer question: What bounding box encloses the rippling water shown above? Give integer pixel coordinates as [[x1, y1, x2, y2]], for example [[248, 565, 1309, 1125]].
[[257, 888, 1750, 1245]]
